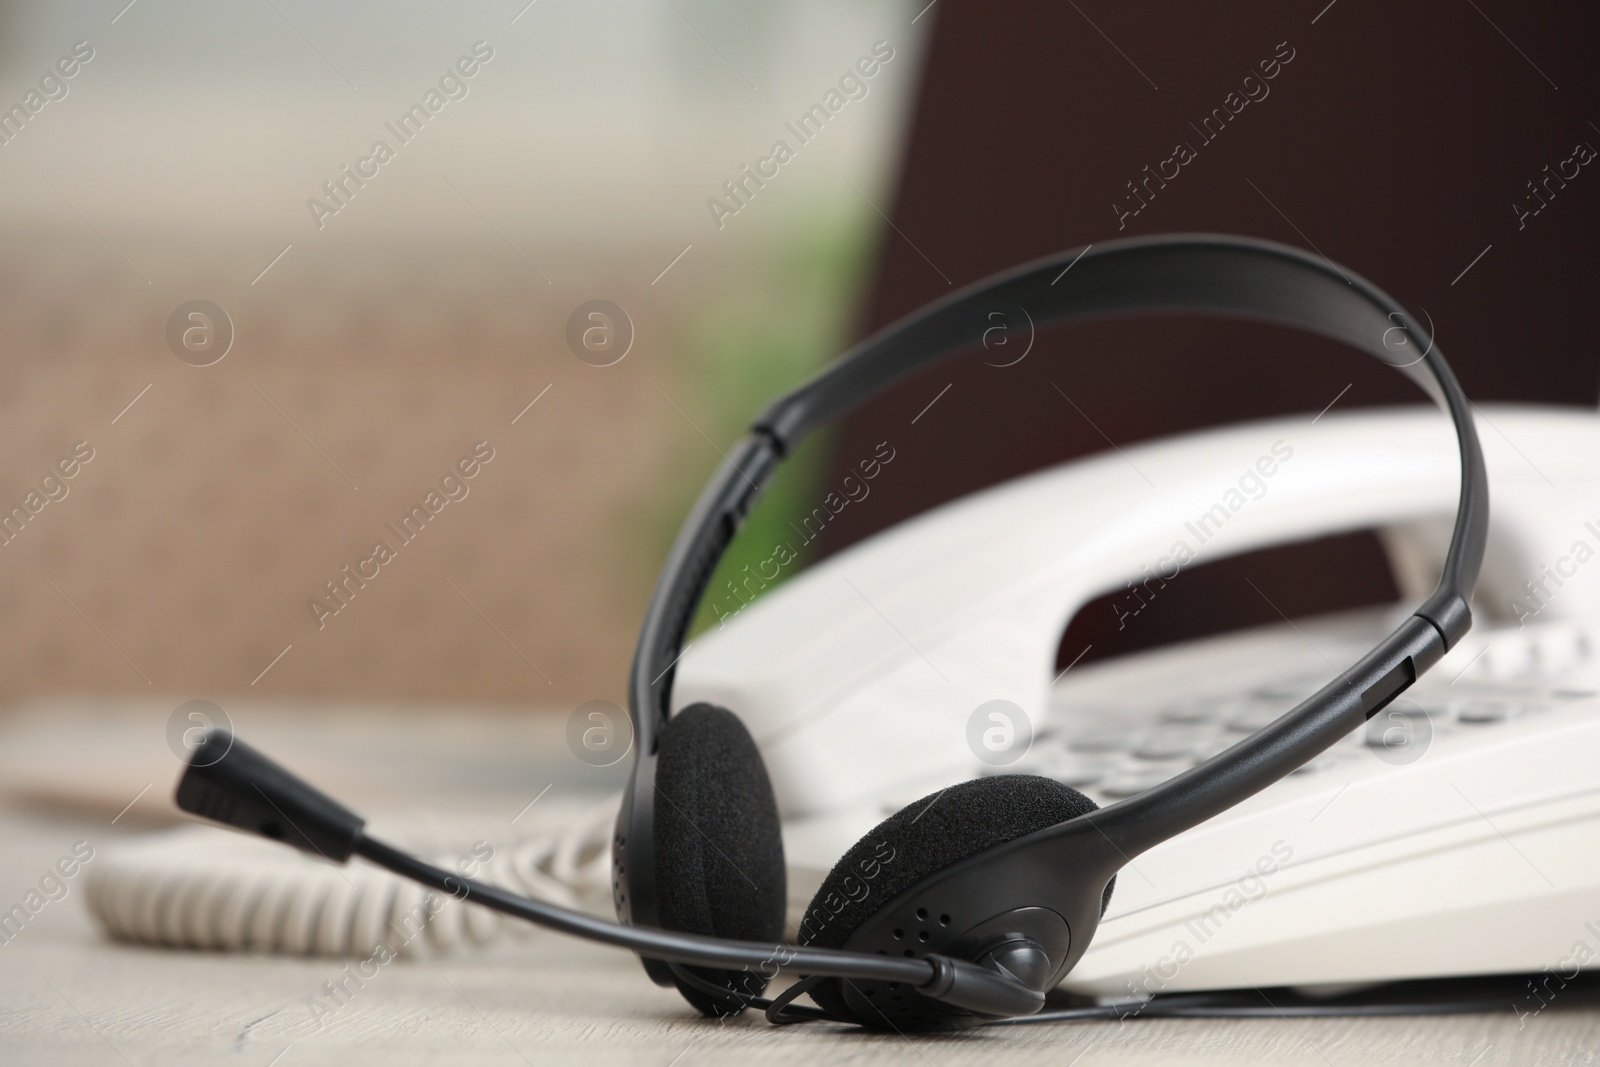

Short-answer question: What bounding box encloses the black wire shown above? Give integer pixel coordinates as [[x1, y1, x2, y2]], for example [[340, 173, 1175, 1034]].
[[766, 976, 830, 1025], [657, 974, 1542, 1030], [996, 995, 1513, 1024], [665, 963, 761, 1017], [991, 974, 1600, 1025], [654, 962, 1599, 1029], [665, 963, 838, 1024], [988, 992, 1226, 1024]]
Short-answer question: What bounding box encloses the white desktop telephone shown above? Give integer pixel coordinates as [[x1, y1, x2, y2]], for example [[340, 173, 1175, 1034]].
[[90, 403, 1600, 1003], [675, 403, 1600, 998]]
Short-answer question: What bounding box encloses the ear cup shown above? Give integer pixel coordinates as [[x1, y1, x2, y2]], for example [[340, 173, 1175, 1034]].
[[797, 775, 1111, 1021], [652, 703, 786, 1016]]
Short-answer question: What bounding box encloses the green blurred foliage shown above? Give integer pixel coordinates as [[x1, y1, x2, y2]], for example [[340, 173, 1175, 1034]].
[[641, 205, 876, 640]]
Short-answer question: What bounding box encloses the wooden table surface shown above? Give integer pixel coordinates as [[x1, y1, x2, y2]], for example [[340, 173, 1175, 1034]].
[[2, 808, 1596, 1067], [1, 703, 1596, 1065]]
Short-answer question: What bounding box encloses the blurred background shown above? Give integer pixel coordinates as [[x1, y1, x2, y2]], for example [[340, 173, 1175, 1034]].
[[0, 0, 1594, 725], [0, 0, 927, 716], [4, 10, 1600, 1057]]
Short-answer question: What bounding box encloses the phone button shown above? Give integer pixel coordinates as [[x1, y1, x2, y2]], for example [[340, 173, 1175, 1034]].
[[1098, 769, 1172, 798], [1066, 727, 1134, 754], [1225, 704, 1284, 733], [1458, 700, 1522, 724], [1291, 753, 1337, 775], [1132, 730, 1209, 760]]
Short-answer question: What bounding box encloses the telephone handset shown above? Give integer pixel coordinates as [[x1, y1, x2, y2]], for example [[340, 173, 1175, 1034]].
[[676, 404, 1600, 994], [676, 404, 1600, 815]]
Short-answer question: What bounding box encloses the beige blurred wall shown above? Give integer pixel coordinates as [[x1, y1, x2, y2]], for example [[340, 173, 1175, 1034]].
[[0, 0, 927, 713]]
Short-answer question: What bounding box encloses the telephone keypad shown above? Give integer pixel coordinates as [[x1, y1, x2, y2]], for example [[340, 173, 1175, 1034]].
[[1002, 619, 1596, 807]]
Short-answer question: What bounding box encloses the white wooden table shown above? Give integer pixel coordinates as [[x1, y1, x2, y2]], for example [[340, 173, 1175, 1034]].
[[4, 805, 1597, 1066], [0, 703, 1595, 1065]]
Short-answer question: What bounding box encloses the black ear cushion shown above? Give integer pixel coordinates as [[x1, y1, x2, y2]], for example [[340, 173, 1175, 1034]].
[[653, 703, 786, 1016], [797, 775, 1111, 1020]]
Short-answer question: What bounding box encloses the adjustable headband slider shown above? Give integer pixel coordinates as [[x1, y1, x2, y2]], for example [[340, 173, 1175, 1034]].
[[1415, 590, 1473, 651]]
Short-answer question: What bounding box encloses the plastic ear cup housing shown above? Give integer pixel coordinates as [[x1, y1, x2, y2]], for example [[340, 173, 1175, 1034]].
[[648, 703, 787, 1015], [798, 775, 1113, 1029]]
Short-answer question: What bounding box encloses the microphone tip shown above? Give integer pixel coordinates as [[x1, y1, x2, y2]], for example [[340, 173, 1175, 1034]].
[[175, 729, 365, 861]]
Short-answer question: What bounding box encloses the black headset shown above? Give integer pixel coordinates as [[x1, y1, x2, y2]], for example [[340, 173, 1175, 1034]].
[[176, 234, 1488, 1031]]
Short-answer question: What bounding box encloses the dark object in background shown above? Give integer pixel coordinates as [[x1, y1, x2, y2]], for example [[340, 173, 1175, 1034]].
[[824, 0, 1598, 667]]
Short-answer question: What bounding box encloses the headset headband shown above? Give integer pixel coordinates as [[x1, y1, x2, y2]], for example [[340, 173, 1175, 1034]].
[[629, 234, 1487, 757]]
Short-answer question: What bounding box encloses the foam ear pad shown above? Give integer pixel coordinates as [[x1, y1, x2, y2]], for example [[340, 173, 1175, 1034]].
[[652, 703, 786, 1016], [797, 775, 1111, 1020]]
